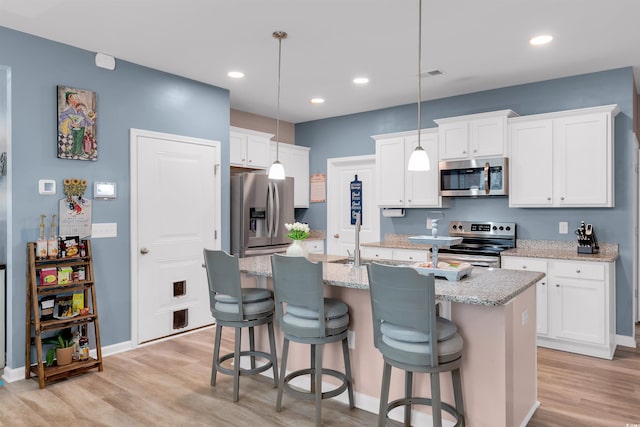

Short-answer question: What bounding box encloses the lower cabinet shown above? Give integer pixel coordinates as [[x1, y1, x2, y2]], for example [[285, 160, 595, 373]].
[[502, 256, 615, 359], [361, 246, 429, 263], [304, 239, 325, 254]]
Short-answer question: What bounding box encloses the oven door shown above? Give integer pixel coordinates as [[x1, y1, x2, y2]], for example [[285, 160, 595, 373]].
[[436, 252, 501, 269]]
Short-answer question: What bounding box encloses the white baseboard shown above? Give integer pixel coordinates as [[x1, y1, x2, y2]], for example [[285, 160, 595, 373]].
[[520, 401, 541, 427], [240, 359, 455, 426], [616, 334, 637, 349], [2, 339, 136, 384], [1, 365, 25, 383]]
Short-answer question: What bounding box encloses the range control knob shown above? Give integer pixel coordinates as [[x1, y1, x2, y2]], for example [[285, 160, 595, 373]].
[[492, 226, 497, 230], [499, 226, 504, 231], [505, 226, 511, 231]]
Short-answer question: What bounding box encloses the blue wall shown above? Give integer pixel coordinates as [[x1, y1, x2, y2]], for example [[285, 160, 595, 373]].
[[1, 26, 231, 368], [296, 67, 635, 337]]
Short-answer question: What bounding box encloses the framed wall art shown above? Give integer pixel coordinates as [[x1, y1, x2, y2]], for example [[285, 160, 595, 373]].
[[57, 85, 97, 161]]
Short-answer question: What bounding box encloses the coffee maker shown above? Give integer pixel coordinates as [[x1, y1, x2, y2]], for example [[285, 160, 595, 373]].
[[576, 221, 599, 254]]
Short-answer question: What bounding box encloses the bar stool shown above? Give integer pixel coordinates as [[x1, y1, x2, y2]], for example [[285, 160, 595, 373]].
[[270, 254, 355, 427], [203, 249, 278, 402], [366, 262, 465, 427]]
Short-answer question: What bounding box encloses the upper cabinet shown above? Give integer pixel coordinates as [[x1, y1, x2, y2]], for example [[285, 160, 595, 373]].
[[270, 142, 310, 208], [373, 129, 443, 208], [435, 110, 518, 161], [508, 105, 619, 208], [230, 126, 272, 169]]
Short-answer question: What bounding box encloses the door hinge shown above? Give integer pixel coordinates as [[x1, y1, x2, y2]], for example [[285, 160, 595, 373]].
[[214, 230, 217, 240], [214, 163, 220, 175]]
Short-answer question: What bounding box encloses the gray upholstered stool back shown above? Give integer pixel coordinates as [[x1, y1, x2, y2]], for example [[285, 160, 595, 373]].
[[270, 253, 327, 338], [203, 249, 245, 321], [368, 261, 439, 367]]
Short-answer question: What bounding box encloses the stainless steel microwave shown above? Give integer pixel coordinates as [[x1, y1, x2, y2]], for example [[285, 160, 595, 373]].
[[439, 157, 508, 197]]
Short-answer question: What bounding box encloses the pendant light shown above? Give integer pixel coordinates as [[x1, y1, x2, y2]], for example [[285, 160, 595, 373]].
[[407, 0, 430, 172], [268, 31, 287, 180]]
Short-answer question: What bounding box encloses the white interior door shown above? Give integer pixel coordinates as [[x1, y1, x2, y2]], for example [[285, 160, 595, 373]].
[[131, 129, 220, 344], [327, 155, 379, 255]]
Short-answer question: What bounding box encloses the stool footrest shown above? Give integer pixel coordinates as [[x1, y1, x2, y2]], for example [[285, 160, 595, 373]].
[[216, 350, 275, 377], [283, 367, 349, 401], [386, 397, 464, 427]]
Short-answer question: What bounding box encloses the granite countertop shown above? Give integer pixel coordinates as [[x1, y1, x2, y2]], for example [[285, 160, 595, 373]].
[[361, 234, 432, 251], [501, 240, 619, 263], [360, 235, 619, 263], [238, 254, 543, 307]]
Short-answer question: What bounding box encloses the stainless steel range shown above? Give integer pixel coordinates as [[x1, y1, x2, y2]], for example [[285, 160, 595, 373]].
[[436, 221, 516, 268]]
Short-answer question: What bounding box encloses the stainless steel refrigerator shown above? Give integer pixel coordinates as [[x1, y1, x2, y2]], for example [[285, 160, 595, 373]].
[[231, 172, 295, 257]]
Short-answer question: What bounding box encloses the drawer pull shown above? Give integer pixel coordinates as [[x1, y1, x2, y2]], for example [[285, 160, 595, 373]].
[[556, 284, 560, 287], [522, 266, 527, 269], [576, 269, 581, 274]]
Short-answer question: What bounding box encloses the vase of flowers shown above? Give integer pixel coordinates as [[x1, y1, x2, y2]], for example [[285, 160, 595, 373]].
[[285, 222, 310, 257]]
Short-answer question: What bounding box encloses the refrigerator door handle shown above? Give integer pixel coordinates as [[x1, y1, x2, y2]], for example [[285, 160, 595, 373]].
[[266, 182, 273, 238], [273, 182, 280, 237]]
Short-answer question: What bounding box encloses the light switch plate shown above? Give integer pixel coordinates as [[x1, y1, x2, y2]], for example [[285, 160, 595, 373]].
[[92, 223, 117, 238]]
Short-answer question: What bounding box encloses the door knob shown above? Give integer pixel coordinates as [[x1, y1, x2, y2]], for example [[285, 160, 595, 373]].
[[333, 234, 340, 238], [140, 247, 150, 254]]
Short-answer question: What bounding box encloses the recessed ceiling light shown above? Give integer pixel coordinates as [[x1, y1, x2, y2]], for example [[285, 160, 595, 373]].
[[310, 98, 325, 104], [227, 71, 245, 78], [353, 77, 369, 85], [530, 35, 553, 46]]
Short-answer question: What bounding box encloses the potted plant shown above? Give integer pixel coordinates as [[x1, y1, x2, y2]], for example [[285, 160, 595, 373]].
[[44, 329, 74, 366]]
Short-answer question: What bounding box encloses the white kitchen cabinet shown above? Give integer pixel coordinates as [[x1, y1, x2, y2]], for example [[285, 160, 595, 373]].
[[304, 239, 324, 254], [435, 110, 518, 161], [501, 257, 549, 335], [508, 105, 619, 208], [361, 246, 394, 261], [391, 248, 429, 263], [360, 246, 429, 263], [230, 126, 272, 169], [373, 129, 442, 208], [270, 142, 310, 208], [502, 256, 616, 359]]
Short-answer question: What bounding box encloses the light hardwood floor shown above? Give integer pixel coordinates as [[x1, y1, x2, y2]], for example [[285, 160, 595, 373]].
[[2, 324, 639, 426]]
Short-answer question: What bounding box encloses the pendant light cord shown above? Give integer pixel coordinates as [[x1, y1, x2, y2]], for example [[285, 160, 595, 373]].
[[417, 0, 422, 148], [273, 31, 287, 161]]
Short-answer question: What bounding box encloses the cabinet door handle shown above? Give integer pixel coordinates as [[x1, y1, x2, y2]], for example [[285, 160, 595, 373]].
[[541, 282, 546, 286], [140, 247, 150, 255], [576, 269, 581, 274], [333, 234, 340, 238], [556, 284, 560, 287], [560, 196, 565, 201], [547, 197, 551, 201], [522, 265, 527, 269]]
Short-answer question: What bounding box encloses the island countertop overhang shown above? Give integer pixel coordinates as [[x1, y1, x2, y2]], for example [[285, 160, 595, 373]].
[[238, 254, 544, 306]]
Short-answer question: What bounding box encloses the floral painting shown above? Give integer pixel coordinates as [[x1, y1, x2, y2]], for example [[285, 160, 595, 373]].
[[57, 85, 97, 161]]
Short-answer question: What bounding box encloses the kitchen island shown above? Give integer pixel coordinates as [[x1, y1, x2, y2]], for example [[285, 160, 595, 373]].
[[239, 254, 544, 427]]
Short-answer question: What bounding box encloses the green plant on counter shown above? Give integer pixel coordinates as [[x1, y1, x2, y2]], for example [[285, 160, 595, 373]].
[[43, 329, 74, 366]]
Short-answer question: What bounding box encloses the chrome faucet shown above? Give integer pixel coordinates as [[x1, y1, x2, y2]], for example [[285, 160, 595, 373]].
[[354, 212, 361, 267]]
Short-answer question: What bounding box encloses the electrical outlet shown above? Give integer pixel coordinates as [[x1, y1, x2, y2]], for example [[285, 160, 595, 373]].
[[426, 218, 433, 229], [347, 330, 356, 349], [559, 221, 568, 234], [521, 309, 529, 326]]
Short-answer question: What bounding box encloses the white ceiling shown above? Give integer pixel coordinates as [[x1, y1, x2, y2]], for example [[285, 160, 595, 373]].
[[1, 0, 639, 124]]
